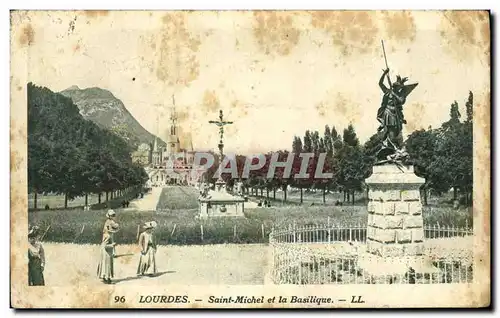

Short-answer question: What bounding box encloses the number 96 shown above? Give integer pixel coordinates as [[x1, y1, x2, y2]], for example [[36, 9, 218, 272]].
[[114, 296, 126, 303]]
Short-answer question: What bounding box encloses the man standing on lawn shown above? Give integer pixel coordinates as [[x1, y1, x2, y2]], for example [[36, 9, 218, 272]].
[[103, 210, 119, 257]]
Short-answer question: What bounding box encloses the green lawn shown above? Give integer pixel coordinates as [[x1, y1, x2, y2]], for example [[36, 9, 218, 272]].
[[29, 205, 471, 246], [28, 187, 143, 211], [156, 186, 200, 210], [244, 205, 367, 227], [28, 193, 102, 209], [28, 186, 472, 245], [247, 189, 368, 207], [28, 208, 271, 245]]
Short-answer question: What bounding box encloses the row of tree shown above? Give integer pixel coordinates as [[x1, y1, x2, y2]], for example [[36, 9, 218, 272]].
[[28, 83, 149, 209], [202, 92, 474, 206], [405, 92, 473, 205]]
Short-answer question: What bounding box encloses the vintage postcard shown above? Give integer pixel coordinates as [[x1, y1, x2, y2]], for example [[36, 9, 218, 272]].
[[10, 10, 490, 308]]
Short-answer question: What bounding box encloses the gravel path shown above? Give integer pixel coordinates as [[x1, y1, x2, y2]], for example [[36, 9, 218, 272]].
[[127, 187, 163, 211], [41, 243, 269, 286]]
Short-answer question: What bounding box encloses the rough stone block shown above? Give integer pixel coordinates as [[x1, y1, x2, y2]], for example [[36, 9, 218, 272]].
[[367, 201, 376, 213], [372, 201, 386, 215], [369, 189, 401, 201], [372, 202, 395, 216], [367, 239, 383, 256], [396, 229, 413, 243], [367, 214, 375, 226], [383, 244, 405, 257], [383, 202, 396, 215], [369, 190, 385, 201], [404, 215, 424, 228], [401, 189, 420, 201], [371, 228, 396, 243], [404, 243, 425, 256], [371, 215, 403, 229], [386, 190, 401, 201], [408, 202, 423, 215], [367, 226, 375, 239], [411, 228, 424, 242], [394, 201, 409, 214]]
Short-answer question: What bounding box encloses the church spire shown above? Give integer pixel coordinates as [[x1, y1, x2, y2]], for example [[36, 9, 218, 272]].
[[170, 94, 178, 136], [153, 137, 158, 152]]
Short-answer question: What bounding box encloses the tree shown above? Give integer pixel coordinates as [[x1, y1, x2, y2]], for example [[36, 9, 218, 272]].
[[406, 96, 473, 206], [466, 91, 473, 123], [27, 83, 149, 210], [343, 124, 359, 148], [334, 125, 367, 204], [311, 131, 320, 154], [303, 130, 313, 153], [442, 101, 461, 132], [292, 136, 303, 154], [336, 144, 367, 205], [291, 153, 308, 204], [324, 125, 333, 160], [405, 129, 438, 205]]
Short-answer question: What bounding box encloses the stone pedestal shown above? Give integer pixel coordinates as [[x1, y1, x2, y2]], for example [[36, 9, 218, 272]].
[[198, 201, 245, 218], [198, 186, 246, 219], [358, 164, 439, 281]]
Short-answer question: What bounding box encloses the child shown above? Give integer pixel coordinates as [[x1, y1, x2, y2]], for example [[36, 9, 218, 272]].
[[137, 221, 158, 277]]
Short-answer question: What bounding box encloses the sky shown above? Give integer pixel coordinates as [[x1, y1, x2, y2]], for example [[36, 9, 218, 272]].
[[15, 10, 490, 154]]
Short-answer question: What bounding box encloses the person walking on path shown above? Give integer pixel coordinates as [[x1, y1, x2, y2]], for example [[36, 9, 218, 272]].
[[28, 226, 45, 286], [97, 222, 119, 284], [103, 210, 119, 257], [137, 221, 158, 277]]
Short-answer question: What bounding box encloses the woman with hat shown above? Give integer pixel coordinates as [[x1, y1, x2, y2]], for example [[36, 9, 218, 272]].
[[28, 225, 45, 286], [137, 221, 158, 277], [97, 222, 119, 284], [103, 210, 119, 257]]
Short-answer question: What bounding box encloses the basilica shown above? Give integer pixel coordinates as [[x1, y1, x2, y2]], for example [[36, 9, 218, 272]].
[[133, 105, 201, 187]]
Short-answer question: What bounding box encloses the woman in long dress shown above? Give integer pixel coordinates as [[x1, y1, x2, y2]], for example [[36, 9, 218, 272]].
[[28, 226, 45, 286], [103, 209, 118, 257], [137, 221, 157, 277], [97, 223, 118, 284]]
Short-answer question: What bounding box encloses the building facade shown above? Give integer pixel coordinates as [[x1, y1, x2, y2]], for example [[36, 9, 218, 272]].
[[141, 104, 202, 187]]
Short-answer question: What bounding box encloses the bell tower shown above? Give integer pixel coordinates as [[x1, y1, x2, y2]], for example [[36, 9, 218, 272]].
[[167, 95, 181, 159]]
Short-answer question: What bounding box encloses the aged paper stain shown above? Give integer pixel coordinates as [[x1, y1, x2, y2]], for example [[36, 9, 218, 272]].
[[84, 10, 109, 19], [18, 24, 35, 47], [230, 99, 249, 117], [382, 11, 417, 43], [316, 90, 362, 124], [9, 10, 491, 309], [315, 101, 328, 117], [439, 11, 490, 63], [404, 102, 426, 132], [176, 109, 190, 123], [253, 11, 301, 57], [155, 12, 201, 87], [10, 121, 27, 149], [10, 150, 22, 172], [310, 11, 378, 56], [202, 90, 220, 113]]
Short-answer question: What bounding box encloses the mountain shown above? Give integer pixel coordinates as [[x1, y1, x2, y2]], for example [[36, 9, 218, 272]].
[[60, 86, 166, 150]]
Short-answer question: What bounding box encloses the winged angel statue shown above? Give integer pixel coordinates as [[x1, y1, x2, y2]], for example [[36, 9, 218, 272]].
[[377, 69, 418, 146], [375, 41, 418, 163]]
